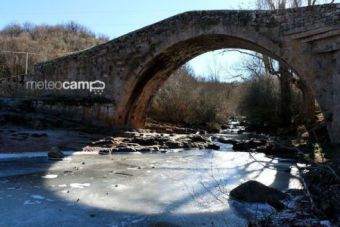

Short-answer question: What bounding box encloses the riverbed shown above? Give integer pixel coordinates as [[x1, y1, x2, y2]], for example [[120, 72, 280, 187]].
[[0, 146, 302, 226]]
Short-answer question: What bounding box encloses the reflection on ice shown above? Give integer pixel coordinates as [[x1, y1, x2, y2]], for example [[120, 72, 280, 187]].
[[49, 150, 301, 218], [0, 149, 302, 226]]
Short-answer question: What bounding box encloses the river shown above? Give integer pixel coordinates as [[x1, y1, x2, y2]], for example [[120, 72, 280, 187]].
[[0, 137, 302, 227]]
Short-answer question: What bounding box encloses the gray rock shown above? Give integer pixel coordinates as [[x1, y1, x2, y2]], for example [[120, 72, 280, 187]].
[[165, 141, 182, 149], [233, 142, 248, 151], [230, 180, 286, 210], [112, 146, 136, 152], [48, 146, 65, 160], [131, 136, 157, 146], [207, 143, 220, 150], [232, 139, 267, 151], [99, 149, 110, 155]]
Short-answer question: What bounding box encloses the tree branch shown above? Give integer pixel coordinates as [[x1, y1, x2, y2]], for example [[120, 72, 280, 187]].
[[220, 49, 262, 60]]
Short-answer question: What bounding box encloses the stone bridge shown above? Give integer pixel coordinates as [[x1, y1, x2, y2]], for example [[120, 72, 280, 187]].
[[2, 4, 340, 143]]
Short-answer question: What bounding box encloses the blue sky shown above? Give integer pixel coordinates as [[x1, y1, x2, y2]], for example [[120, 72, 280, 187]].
[[1, 0, 256, 38], [1, 0, 338, 81]]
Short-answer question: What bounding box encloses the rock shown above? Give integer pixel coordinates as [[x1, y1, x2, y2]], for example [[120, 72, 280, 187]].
[[131, 136, 157, 146], [247, 139, 266, 148], [85, 132, 221, 152], [221, 124, 230, 130], [239, 120, 248, 126], [207, 143, 220, 150], [261, 143, 299, 159], [233, 142, 248, 151], [137, 145, 160, 152], [165, 141, 182, 149], [190, 134, 208, 143], [99, 149, 110, 155], [256, 143, 274, 153], [237, 129, 245, 134], [48, 146, 65, 160], [232, 139, 267, 151], [182, 142, 192, 149], [112, 147, 136, 152], [230, 180, 286, 210], [267, 198, 286, 210], [92, 138, 114, 147], [198, 130, 207, 135]]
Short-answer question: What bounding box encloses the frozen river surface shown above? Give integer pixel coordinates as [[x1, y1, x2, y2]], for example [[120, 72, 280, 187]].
[[0, 149, 302, 227]]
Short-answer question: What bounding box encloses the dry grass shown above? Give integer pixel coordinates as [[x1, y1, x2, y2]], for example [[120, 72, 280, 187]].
[[0, 22, 108, 77], [149, 66, 243, 131]]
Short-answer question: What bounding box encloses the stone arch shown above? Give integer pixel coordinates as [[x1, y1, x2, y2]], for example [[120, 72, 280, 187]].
[[122, 31, 309, 128]]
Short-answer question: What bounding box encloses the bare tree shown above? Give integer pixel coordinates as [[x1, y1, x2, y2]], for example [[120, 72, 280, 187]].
[[254, 0, 335, 126]]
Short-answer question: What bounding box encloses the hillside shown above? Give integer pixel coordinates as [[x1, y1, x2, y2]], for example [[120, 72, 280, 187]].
[[0, 22, 109, 77]]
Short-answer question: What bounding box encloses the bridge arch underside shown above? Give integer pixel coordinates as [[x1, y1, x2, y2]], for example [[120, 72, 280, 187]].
[[123, 34, 312, 129]]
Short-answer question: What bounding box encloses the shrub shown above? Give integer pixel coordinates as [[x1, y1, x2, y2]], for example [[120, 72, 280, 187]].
[[238, 74, 281, 129], [149, 66, 240, 130], [238, 73, 305, 131]]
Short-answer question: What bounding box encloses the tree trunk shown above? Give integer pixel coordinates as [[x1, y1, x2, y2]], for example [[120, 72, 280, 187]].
[[296, 80, 316, 124], [279, 65, 292, 126]]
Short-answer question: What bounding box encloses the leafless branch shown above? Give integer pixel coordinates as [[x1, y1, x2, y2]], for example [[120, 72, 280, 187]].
[[220, 49, 262, 60]]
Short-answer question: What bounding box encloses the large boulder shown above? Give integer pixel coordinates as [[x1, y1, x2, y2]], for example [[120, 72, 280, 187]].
[[48, 146, 65, 160], [230, 180, 286, 210]]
